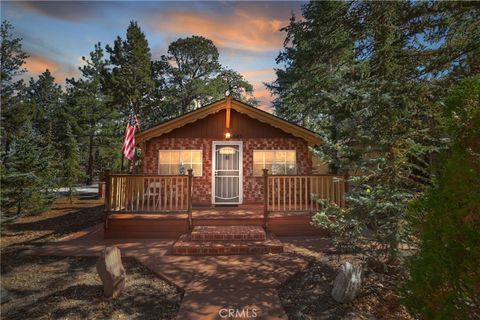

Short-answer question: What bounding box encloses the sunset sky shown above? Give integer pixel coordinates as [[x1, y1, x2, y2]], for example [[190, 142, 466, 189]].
[[1, 1, 305, 111]]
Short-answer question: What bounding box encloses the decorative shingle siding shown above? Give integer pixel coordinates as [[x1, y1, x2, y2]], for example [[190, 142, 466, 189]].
[[142, 137, 312, 205]]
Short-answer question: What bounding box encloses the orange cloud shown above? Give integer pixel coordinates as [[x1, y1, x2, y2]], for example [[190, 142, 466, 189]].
[[251, 81, 273, 113], [241, 68, 275, 80], [24, 54, 79, 83], [239, 68, 276, 112], [150, 11, 286, 53]]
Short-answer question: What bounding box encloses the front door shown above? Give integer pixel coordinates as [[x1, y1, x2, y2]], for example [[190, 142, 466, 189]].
[[212, 141, 243, 204]]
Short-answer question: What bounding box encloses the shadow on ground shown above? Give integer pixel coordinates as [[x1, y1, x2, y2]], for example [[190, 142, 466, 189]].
[[1, 257, 182, 320]]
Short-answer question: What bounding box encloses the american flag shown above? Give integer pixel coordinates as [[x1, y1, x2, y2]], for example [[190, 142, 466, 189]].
[[122, 110, 139, 160]]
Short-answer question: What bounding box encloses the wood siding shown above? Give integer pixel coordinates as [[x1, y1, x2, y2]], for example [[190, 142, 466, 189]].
[[162, 109, 295, 139]]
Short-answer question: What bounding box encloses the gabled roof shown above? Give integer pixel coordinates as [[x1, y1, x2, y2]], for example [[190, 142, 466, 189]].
[[136, 98, 323, 146]]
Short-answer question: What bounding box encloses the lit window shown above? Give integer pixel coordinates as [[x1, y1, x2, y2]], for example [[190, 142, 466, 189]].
[[253, 150, 296, 176], [158, 150, 203, 176]]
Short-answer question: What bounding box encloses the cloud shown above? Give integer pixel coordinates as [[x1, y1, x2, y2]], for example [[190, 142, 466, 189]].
[[148, 10, 288, 53], [241, 68, 275, 80], [11, 1, 100, 21], [24, 54, 79, 84], [251, 81, 273, 113], [237, 67, 276, 112]]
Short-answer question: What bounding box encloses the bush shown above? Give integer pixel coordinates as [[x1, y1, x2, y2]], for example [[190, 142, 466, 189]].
[[401, 77, 480, 319]]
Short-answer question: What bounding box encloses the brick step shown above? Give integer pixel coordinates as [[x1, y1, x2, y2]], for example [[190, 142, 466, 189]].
[[172, 233, 283, 256], [190, 225, 266, 241]]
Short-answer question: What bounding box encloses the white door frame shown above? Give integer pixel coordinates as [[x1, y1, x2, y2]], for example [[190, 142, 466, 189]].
[[211, 141, 243, 205]]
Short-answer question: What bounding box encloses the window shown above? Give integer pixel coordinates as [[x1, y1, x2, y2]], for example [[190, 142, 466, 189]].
[[158, 150, 202, 176], [253, 150, 296, 176]]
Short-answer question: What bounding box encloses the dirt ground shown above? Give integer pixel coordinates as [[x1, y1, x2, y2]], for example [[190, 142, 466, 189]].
[[0, 196, 182, 320], [279, 253, 413, 320], [1, 196, 413, 319]]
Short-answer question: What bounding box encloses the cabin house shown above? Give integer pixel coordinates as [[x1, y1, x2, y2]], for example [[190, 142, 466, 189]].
[[103, 97, 346, 254]]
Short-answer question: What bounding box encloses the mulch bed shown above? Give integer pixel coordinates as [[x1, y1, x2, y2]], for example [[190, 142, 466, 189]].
[[279, 253, 413, 320], [1, 196, 182, 320]]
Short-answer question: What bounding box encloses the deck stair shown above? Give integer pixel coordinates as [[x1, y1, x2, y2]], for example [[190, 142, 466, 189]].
[[172, 225, 283, 255]]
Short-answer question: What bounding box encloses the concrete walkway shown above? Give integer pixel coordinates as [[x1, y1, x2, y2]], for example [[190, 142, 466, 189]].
[[27, 224, 332, 319]]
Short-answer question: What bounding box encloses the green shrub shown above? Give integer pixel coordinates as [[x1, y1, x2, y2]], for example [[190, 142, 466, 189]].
[[402, 77, 480, 319]]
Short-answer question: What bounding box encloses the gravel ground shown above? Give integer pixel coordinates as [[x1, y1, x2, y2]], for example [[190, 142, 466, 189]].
[[1, 196, 182, 320]]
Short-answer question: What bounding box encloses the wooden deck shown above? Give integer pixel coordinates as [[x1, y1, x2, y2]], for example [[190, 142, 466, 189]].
[[103, 171, 344, 238], [104, 205, 328, 238]]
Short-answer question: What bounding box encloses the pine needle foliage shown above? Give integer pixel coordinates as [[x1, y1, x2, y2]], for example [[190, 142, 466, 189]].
[[401, 77, 480, 319]]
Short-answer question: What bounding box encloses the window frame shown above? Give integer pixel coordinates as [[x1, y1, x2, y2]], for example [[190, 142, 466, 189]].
[[252, 150, 297, 176], [158, 149, 203, 176]]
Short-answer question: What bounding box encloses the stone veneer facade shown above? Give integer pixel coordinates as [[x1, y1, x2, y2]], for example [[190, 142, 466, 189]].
[[141, 137, 312, 205]]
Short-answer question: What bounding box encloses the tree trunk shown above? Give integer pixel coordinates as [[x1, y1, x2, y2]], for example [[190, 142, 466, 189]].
[[86, 134, 94, 185]]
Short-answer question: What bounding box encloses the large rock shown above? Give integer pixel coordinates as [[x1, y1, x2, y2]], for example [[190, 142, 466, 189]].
[[331, 262, 362, 303], [96, 246, 126, 298]]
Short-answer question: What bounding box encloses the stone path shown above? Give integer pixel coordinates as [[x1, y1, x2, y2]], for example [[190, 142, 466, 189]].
[[27, 224, 332, 319]]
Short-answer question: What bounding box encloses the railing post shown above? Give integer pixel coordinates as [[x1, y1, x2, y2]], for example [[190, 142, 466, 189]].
[[343, 172, 349, 208], [263, 169, 269, 230], [187, 168, 193, 231], [103, 169, 111, 230]]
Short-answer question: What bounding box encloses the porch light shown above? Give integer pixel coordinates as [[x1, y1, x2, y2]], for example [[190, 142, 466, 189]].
[[225, 132, 231, 139]]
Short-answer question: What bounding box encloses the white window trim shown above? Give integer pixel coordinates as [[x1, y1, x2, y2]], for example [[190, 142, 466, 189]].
[[252, 150, 297, 176], [158, 149, 203, 176]]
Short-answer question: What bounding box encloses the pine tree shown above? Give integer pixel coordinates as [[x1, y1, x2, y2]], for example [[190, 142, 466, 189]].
[[1, 124, 56, 218], [266, 1, 355, 174], [106, 21, 155, 123], [67, 43, 120, 184], [27, 69, 64, 137], [402, 77, 480, 319], [314, 2, 443, 261], [154, 36, 258, 121], [161, 35, 220, 115], [0, 20, 30, 154], [271, 2, 457, 261], [61, 123, 81, 203]]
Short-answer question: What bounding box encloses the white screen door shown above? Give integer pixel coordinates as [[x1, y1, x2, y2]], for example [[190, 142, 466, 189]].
[[212, 142, 242, 204]]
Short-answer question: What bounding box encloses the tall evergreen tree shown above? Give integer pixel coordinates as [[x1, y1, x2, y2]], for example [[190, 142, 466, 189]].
[[267, 1, 355, 173], [0, 20, 30, 154], [154, 36, 258, 120], [106, 21, 155, 123], [61, 123, 81, 203], [1, 124, 56, 217], [27, 69, 65, 138], [271, 1, 464, 260], [402, 77, 480, 319], [67, 43, 120, 184]]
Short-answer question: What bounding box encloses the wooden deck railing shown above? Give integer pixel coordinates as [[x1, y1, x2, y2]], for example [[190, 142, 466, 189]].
[[103, 168, 347, 230], [263, 169, 347, 212], [105, 169, 193, 214]]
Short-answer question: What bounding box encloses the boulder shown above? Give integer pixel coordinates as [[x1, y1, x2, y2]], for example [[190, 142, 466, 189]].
[[96, 246, 126, 298], [331, 262, 362, 303]]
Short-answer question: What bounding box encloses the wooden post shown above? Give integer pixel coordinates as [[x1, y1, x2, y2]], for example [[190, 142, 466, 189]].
[[103, 170, 111, 230], [343, 172, 349, 208], [263, 169, 269, 230], [187, 169, 193, 231]]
